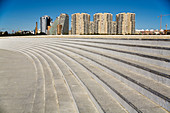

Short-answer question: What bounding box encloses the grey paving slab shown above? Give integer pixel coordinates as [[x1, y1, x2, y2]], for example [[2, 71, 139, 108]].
[[0, 49, 37, 113]]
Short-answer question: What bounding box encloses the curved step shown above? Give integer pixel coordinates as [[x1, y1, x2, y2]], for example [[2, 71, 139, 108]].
[[28, 48, 100, 113], [25, 50, 59, 113], [41, 44, 170, 112], [56, 41, 170, 68], [20, 51, 45, 113], [17, 39, 170, 111], [1, 38, 170, 113], [62, 38, 170, 48], [52, 42, 170, 85], [31, 45, 168, 113], [19, 39, 170, 69], [23, 39, 170, 69], [35, 47, 128, 113], [27, 48, 80, 113]]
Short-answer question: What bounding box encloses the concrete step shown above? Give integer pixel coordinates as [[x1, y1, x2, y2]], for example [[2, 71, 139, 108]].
[[25, 50, 59, 113], [36, 45, 168, 113], [56, 40, 170, 69], [20, 51, 45, 113], [32, 48, 125, 113], [31, 39, 169, 70], [61, 39, 170, 57], [53, 42, 170, 85], [61, 38, 170, 48], [42, 44, 170, 112], [37, 47, 128, 113], [1, 38, 170, 113], [28, 49, 79, 113], [29, 48, 100, 113]]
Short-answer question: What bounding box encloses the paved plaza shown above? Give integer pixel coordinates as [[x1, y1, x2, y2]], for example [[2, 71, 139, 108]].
[[0, 36, 169, 113]]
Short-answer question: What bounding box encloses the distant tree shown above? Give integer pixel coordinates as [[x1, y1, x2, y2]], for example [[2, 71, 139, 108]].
[[4, 31, 8, 36], [14, 32, 22, 36], [38, 32, 47, 35]]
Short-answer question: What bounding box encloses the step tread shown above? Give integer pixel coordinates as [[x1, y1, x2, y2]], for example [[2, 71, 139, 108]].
[[62, 39, 170, 49], [48, 45, 170, 102], [39, 49, 100, 113], [61, 42, 170, 76], [28, 50, 59, 113], [45, 45, 168, 113], [1, 38, 170, 113], [58, 41, 170, 61], [47, 48, 128, 113], [34, 50, 78, 113], [22, 51, 45, 113]]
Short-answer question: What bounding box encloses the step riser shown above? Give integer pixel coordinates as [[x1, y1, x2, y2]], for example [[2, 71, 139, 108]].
[[81, 45, 170, 85], [0, 38, 169, 113], [51, 43, 170, 85], [43, 45, 170, 111], [54, 41, 170, 69], [21, 51, 45, 113], [75, 53, 170, 111], [29, 49, 80, 113], [37, 47, 140, 113], [65, 39, 170, 47], [26, 50, 60, 113], [62, 41, 170, 57]]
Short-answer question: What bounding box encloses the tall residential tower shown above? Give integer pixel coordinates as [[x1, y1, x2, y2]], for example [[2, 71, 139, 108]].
[[89, 21, 94, 34], [93, 13, 113, 34], [71, 13, 90, 35], [116, 13, 135, 35], [111, 21, 117, 34]]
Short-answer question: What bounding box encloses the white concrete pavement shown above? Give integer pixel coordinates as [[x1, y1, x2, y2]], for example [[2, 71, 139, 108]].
[[0, 37, 170, 113]]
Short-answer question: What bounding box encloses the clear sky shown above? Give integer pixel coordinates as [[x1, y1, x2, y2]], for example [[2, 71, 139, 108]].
[[0, 0, 170, 32]]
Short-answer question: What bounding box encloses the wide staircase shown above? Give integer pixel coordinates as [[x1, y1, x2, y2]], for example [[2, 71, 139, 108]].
[[0, 37, 169, 113]]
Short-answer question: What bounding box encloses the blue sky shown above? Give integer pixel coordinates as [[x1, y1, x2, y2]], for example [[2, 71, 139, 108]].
[[0, 0, 170, 32]]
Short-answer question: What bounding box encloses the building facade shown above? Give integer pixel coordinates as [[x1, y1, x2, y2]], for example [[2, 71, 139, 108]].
[[40, 15, 52, 34], [89, 21, 94, 34], [111, 21, 117, 34], [71, 13, 90, 35], [48, 17, 59, 35], [58, 14, 69, 35], [48, 14, 69, 35], [116, 13, 135, 35], [93, 13, 113, 34]]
